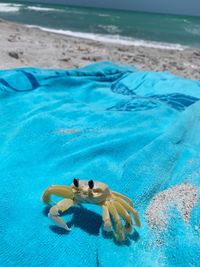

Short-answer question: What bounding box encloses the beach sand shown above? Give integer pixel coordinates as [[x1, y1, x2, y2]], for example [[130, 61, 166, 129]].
[[146, 183, 198, 231], [0, 19, 200, 80]]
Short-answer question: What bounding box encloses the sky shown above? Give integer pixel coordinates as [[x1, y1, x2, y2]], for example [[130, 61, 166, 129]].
[[23, 0, 200, 16]]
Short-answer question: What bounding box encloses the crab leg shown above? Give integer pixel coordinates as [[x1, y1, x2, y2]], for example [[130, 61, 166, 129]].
[[111, 191, 133, 207], [107, 200, 125, 242], [42, 185, 74, 205], [114, 201, 133, 233], [101, 204, 112, 232], [48, 199, 75, 230], [115, 198, 141, 227]]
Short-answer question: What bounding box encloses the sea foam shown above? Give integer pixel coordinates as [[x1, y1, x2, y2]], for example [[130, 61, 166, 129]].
[[0, 3, 21, 12], [185, 25, 200, 36], [26, 6, 63, 12], [27, 24, 187, 51]]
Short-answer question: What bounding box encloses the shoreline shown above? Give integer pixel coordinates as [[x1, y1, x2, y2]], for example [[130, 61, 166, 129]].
[[0, 19, 200, 80], [27, 24, 188, 51]]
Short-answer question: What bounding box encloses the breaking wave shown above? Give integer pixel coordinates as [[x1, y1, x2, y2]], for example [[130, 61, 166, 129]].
[[98, 25, 122, 34], [0, 3, 21, 12], [184, 25, 200, 36], [26, 6, 63, 12], [27, 24, 187, 51]]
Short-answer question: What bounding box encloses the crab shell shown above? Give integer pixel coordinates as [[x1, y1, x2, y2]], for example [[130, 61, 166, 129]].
[[71, 180, 111, 204], [42, 179, 141, 242]]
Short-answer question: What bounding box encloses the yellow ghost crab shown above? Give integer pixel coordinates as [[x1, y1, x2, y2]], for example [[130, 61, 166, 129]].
[[42, 178, 141, 242]]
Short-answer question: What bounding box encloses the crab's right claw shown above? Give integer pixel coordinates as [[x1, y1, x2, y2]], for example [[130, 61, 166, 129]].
[[48, 207, 71, 231], [48, 199, 75, 230]]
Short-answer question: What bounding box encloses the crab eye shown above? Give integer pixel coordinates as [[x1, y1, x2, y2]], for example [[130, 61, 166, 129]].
[[73, 178, 79, 188], [88, 180, 94, 189]]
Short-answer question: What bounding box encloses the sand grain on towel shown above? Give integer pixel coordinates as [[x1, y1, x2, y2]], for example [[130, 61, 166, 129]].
[[146, 183, 198, 230]]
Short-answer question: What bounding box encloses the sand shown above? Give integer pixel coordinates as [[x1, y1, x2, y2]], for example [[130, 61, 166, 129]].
[[146, 183, 198, 230], [0, 18, 200, 81]]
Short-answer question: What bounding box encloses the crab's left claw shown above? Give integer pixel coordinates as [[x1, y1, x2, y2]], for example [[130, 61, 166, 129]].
[[42, 185, 74, 205]]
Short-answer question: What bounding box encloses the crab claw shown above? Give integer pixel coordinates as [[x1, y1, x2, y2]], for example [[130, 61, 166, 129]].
[[47, 198, 76, 230], [42, 185, 74, 205], [48, 206, 71, 231], [42, 186, 75, 230]]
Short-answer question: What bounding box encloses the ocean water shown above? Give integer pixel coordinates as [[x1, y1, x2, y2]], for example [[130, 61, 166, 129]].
[[0, 1, 200, 49]]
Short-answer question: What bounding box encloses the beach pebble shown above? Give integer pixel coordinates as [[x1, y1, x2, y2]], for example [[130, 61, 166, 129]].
[[59, 57, 71, 62], [193, 51, 200, 56], [8, 51, 20, 59]]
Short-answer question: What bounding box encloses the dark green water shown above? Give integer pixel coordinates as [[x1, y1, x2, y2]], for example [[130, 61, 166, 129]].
[[0, 1, 200, 49]]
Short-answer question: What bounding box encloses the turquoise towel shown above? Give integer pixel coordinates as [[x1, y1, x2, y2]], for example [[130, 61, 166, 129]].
[[0, 62, 200, 266]]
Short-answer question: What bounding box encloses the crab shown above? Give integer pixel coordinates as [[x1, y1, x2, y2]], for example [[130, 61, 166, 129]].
[[42, 178, 141, 242]]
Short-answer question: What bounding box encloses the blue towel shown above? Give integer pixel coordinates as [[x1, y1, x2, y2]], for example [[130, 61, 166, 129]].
[[0, 62, 200, 267]]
